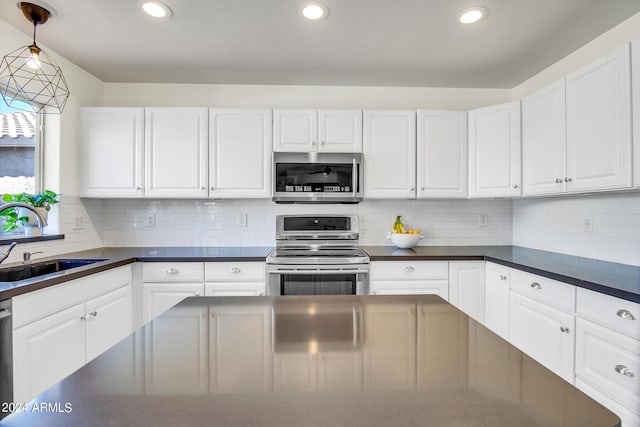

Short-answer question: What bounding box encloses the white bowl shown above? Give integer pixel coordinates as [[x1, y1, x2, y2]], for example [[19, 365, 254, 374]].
[[388, 232, 423, 249]]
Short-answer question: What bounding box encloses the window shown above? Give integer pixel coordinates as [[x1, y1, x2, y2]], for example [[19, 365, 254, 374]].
[[0, 97, 40, 195]]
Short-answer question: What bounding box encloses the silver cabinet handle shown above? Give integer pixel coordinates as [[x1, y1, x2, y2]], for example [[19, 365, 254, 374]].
[[615, 365, 634, 378], [564, 177, 572, 182], [616, 309, 635, 320], [311, 141, 316, 146], [404, 266, 415, 273], [193, 292, 201, 296], [512, 184, 518, 189], [530, 282, 542, 290], [410, 187, 414, 192], [560, 326, 570, 333], [555, 178, 563, 183], [320, 141, 325, 145], [166, 268, 179, 275], [210, 186, 215, 190], [200, 186, 205, 190], [231, 267, 241, 273], [420, 187, 425, 191], [135, 186, 141, 190], [81, 311, 98, 321], [499, 275, 507, 281]]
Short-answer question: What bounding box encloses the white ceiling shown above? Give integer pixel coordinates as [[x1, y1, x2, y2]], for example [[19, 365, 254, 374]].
[[1, 0, 639, 88]]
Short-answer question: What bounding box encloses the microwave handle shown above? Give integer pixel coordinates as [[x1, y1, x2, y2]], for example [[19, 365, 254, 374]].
[[352, 158, 357, 198]]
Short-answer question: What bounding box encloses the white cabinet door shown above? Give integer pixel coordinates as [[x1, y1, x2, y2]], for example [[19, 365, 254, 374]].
[[371, 280, 448, 299], [205, 282, 266, 296], [209, 304, 272, 391], [566, 44, 632, 192], [142, 283, 204, 324], [85, 285, 133, 362], [13, 304, 86, 403], [468, 101, 521, 197], [416, 110, 467, 198], [209, 109, 272, 198], [363, 303, 416, 390], [484, 262, 510, 340], [79, 107, 144, 198], [448, 261, 485, 323], [522, 79, 568, 196], [633, 40, 640, 187], [144, 302, 209, 394], [363, 110, 416, 198], [317, 352, 363, 391], [318, 109, 363, 152], [273, 109, 317, 152], [273, 353, 317, 391], [509, 292, 575, 383], [144, 108, 209, 198]]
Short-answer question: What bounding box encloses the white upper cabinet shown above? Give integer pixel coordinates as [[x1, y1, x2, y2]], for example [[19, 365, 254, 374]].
[[522, 79, 568, 196], [209, 109, 272, 198], [633, 40, 640, 187], [274, 109, 362, 152], [363, 110, 416, 199], [416, 110, 467, 198], [79, 107, 144, 198], [468, 101, 521, 198], [144, 108, 209, 198], [318, 109, 363, 152], [565, 44, 632, 192]]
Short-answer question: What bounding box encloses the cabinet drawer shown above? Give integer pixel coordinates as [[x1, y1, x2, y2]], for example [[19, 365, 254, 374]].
[[142, 262, 204, 282], [205, 282, 266, 296], [510, 269, 575, 313], [576, 318, 640, 416], [205, 262, 265, 282], [577, 288, 640, 340], [370, 261, 448, 281]]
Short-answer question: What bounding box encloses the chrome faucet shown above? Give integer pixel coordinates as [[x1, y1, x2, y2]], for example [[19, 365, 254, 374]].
[[0, 202, 48, 232], [0, 242, 18, 265]]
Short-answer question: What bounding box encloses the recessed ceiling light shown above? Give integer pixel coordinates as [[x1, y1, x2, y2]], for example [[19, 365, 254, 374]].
[[301, 2, 328, 20], [458, 6, 487, 24], [137, 0, 172, 19]]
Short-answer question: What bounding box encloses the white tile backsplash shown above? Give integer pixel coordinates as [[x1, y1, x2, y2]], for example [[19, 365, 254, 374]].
[[100, 198, 513, 247], [513, 192, 640, 266]]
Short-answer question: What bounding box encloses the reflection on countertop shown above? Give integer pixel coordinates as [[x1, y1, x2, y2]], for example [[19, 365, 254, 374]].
[[0, 295, 619, 427]]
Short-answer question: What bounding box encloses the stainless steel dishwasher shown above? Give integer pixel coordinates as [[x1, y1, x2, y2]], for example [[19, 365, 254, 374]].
[[0, 298, 12, 420]]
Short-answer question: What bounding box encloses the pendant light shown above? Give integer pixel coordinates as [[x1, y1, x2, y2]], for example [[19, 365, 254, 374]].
[[0, 2, 70, 114]]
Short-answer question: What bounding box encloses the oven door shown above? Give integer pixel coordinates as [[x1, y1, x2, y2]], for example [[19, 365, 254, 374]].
[[267, 265, 369, 296]]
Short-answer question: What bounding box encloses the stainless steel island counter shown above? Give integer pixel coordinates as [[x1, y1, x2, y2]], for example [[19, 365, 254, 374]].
[[0, 295, 620, 427]]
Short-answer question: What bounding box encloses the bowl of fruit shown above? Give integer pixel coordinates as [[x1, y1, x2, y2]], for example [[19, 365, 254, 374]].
[[387, 215, 423, 249]]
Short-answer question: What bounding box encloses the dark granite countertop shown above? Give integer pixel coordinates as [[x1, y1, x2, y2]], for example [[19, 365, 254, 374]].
[[1, 245, 638, 303], [0, 295, 619, 427], [362, 245, 640, 303]]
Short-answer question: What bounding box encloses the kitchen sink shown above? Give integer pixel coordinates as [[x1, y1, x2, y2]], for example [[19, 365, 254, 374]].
[[0, 259, 106, 282]]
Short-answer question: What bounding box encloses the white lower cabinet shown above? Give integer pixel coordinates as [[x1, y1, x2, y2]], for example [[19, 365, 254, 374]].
[[370, 261, 449, 299], [209, 304, 272, 392], [141, 283, 204, 323], [144, 300, 208, 395], [363, 303, 416, 390], [205, 262, 266, 297], [12, 266, 133, 403], [509, 291, 575, 383], [484, 262, 510, 339], [575, 288, 640, 426], [448, 261, 485, 322]]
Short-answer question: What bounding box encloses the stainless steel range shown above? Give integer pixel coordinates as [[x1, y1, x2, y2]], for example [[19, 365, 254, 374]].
[[266, 215, 370, 295]]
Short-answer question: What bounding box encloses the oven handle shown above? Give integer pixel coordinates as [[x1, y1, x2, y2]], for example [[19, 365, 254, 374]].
[[352, 158, 357, 198], [267, 268, 370, 275]]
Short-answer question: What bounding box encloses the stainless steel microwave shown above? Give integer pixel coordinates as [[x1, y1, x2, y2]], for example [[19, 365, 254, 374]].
[[273, 152, 363, 203]]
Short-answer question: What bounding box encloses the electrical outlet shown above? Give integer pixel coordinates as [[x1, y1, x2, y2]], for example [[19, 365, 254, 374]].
[[583, 216, 593, 232], [478, 213, 488, 228], [73, 214, 84, 230], [238, 213, 248, 228], [146, 213, 156, 228]]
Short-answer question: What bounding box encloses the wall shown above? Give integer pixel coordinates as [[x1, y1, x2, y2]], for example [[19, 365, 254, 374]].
[[100, 198, 512, 247], [513, 193, 640, 266], [103, 83, 510, 110]]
